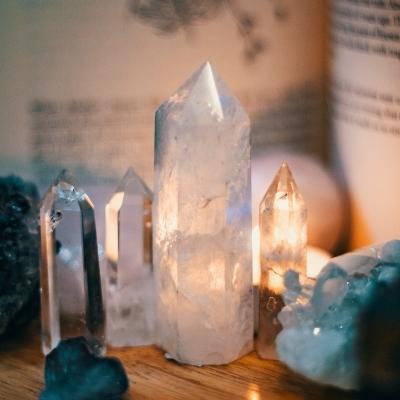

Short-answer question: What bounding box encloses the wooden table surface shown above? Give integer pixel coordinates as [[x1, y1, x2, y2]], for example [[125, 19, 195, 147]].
[[0, 323, 356, 400]]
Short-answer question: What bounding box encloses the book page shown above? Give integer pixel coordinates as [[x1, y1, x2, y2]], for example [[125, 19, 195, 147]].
[[0, 0, 327, 187], [331, 0, 400, 247]]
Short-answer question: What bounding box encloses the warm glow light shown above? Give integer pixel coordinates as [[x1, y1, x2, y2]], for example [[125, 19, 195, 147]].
[[252, 226, 331, 285], [267, 268, 285, 293], [246, 384, 260, 400], [275, 190, 301, 211], [273, 224, 305, 247], [252, 225, 260, 285], [307, 246, 331, 278], [105, 191, 124, 264]]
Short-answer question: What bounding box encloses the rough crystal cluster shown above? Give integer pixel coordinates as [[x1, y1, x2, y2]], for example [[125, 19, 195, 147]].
[[258, 162, 307, 359], [105, 167, 155, 347], [359, 274, 400, 398], [0, 175, 40, 336], [41, 337, 129, 400], [154, 62, 253, 365], [40, 170, 105, 355], [277, 240, 400, 390]]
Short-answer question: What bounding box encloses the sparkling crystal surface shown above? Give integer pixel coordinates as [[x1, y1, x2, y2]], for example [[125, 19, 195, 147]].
[[276, 240, 400, 390], [105, 167, 155, 346], [40, 170, 105, 355], [258, 162, 307, 359], [154, 62, 253, 365]]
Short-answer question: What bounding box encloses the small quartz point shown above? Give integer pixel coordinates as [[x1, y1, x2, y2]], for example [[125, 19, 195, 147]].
[[258, 162, 307, 359], [105, 167, 155, 347], [39, 170, 105, 355], [154, 62, 253, 365]]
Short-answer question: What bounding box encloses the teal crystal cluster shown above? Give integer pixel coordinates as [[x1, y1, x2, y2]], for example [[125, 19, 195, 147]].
[[277, 240, 400, 390], [41, 337, 129, 400]]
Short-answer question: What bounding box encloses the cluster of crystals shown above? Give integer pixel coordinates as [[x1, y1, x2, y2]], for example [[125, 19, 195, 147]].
[[105, 168, 155, 347], [276, 240, 400, 390], [257, 162, 307, 359], [154, 63, 253, 365], [0, 176, 40, 335], [41, 337, 129, 400], [40, 170, 105, 355]]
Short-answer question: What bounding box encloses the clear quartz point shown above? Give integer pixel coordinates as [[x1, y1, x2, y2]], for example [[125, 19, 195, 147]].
[[105, 167, 154, 347], [154, 62, 253, 365], [257, 162, 307, 359], [39, 170, 105, 355]]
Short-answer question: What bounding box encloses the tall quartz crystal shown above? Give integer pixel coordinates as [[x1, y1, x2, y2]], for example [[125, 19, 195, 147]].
[[105, 167, 155, 346], [154, 62, 253, 365], [258, 162, 307, 359], [39, 170, 105, 355]]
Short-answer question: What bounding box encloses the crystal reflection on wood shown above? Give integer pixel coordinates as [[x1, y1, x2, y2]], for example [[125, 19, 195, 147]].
[[39, 170, 105, 355], [105, 167, 154, 347], [258, 162, 307, 359]]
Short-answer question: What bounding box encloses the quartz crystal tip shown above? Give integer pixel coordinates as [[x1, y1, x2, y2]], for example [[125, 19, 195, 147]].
[[158, 61, 248, 126], [186, 61, 223, 119], [117, 167, 152, 197], [55, 169, 76, 185], [260, 161, 305, 212]]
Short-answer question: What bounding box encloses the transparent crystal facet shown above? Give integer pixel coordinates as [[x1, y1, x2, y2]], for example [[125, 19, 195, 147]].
[[154, 62, 253, 365], [105, 167, 155, 347], [257, 162, 307, 359], [39, 170, 105, 355]]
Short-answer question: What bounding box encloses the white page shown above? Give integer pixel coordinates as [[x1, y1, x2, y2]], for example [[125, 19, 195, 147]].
[[331, 0, 400, 247], [0, 0, 327, 187]]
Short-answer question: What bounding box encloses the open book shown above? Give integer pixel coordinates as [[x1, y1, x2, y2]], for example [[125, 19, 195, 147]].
[[0, 0, 399, 248]]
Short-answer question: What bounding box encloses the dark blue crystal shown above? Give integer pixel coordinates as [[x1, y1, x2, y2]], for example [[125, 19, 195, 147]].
[[359, 278, 400, 399], [0, 175, 40, 336], [41, 337, 129, 400]]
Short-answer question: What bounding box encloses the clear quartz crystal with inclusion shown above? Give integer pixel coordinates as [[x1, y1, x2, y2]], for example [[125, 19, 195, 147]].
[[258, 162, 307, 359], [154, 62, 253, 365], [39, 170, 105, 355], [105, 167, 154, 347]]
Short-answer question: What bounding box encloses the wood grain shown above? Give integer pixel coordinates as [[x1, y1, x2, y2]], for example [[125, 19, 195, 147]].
[[0, 322, 356, 400]]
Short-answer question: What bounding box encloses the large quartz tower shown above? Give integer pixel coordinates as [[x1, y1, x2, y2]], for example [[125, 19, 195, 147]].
[[39, 170, 105, 355], [154, 62, 253, 365]]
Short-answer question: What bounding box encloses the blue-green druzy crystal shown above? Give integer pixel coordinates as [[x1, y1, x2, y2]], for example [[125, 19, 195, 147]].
[[41, 337, 129, 400]]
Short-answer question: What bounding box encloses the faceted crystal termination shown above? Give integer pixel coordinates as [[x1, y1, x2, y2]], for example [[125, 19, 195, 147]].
[[105, 167, 155, 347], [154, 62, 253, 365], [40, 170, 105, 355], [258, 162, 307, 360]]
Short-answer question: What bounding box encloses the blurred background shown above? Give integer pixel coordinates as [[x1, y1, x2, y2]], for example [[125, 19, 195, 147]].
[[1, 0, 399, 252]]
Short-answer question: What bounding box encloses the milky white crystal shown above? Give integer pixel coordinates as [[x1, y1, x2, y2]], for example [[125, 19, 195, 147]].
[[153, 62, 253, 365], [105, 167, 155, 346]]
